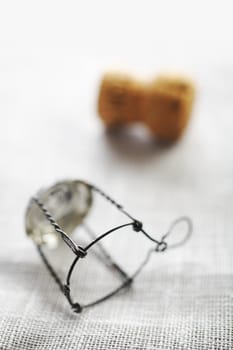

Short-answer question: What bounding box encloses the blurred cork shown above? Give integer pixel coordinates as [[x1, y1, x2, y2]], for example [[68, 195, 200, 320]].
[[98, 72, 195, 142]]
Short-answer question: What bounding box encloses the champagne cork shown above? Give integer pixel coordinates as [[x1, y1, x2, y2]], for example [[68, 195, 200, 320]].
[[98, 72, 195, 141], [98, 73, 145, 126]]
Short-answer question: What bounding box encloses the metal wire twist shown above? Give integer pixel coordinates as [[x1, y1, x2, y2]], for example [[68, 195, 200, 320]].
[[31, 182, 193, 313]]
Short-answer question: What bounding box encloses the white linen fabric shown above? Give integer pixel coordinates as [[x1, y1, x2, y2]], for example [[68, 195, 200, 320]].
[[1, 67, 233, 349], [1, 2, 233, 348]]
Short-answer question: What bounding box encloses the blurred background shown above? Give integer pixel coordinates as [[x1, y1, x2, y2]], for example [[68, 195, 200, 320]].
[[1, 0, 233, 285], [1, 0, 233, 281], [0, 1, 233, 348]]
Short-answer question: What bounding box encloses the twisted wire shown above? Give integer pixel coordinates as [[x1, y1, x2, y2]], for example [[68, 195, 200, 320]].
[[32, 197, 83, 256], [31, 182, 193, 313]]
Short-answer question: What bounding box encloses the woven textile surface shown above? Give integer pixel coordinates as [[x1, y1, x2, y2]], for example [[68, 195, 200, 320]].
[[1, 110, 233, 350], [1, 196, 233, 350], [1, 2, 233, 346]]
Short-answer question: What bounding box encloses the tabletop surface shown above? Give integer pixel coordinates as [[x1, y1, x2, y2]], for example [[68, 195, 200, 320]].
[[0, 1, 233, 349]]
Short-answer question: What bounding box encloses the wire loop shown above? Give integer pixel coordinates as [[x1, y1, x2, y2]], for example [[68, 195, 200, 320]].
[[31, 181, 193, 313]]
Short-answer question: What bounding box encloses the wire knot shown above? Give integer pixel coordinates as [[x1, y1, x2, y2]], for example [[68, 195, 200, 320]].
[[72, 303, 82, 313], [155, 241, 167, 252], [63, 284, 71, 297], [133, 220, 143, 232], [77, 246, 87, 258]]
